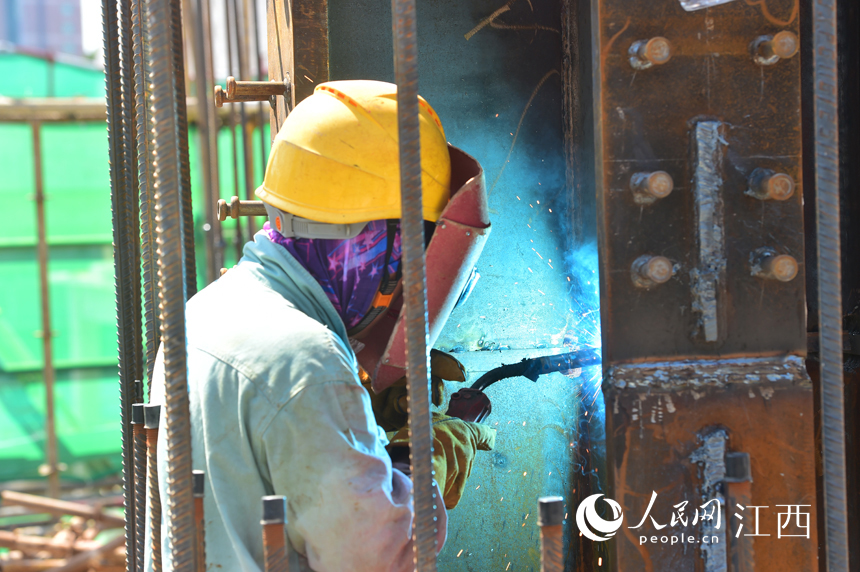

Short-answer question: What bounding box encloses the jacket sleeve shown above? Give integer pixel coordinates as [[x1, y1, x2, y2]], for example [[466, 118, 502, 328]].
[[261, 380, 447, 572]]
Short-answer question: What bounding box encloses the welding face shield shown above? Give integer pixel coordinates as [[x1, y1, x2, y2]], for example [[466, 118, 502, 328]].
[[355, 145, 491, 393]]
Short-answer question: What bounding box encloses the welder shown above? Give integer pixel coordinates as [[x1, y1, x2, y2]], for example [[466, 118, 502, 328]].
[[144, 80, 495, 572]]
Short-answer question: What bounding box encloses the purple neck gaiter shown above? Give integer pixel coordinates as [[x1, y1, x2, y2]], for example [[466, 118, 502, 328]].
[[265, 220, 401, 330]]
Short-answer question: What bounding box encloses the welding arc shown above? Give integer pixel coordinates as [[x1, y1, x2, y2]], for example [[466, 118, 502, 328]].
[[470, 347, 601, 391]]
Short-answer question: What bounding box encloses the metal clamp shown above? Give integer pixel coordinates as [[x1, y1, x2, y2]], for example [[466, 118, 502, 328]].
[[214, 75, 291, 108]]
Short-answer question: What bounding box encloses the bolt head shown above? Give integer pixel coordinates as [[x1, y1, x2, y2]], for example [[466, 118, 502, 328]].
[[772, 31, 799, 59], [771, 254, 798, 282], [644, 37, 672, 65], [767, 173, 795, 200], [646, 256, 673, 283], [647, 171, 674, 198]]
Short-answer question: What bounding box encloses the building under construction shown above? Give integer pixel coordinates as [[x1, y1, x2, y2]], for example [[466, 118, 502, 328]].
[[0, 0, 858, 570]]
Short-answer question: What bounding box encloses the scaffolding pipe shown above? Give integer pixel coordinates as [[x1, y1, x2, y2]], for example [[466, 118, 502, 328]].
[[391, 0, 436, 569], [813, 0, 848, 569], [146, 0, 195, 566], [31, 122, 61, 500]]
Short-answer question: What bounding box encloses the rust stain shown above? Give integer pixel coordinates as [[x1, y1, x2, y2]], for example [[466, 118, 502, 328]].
[[744, 0, 799, 27], [600, 18, 631, 73]]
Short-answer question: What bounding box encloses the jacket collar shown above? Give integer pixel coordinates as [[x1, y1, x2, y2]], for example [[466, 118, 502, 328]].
[[238, 231, 351, 349]]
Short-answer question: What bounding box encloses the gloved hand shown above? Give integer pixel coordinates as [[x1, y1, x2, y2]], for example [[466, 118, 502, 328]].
[[388, 413, 496, 509], [360, 350, 466, 432]]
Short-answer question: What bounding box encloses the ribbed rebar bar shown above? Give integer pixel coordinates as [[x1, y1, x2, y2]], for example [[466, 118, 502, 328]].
[[813, 0, 848, 569], [538, 497, 564, 572], [103, 0, 141, 564], [145, 405, 162, 572], [146, 0, 194, 565], [168, 0, 197, 298], [120, 0, 144, 395], [261, 496, 289, 572], [189, 0, 220, 283], [132, 405, 147, 572], [192, 471, 206, 572], [223, 0, 244, 261], [132, 0, 161, 393], [391, 1, 437, 569]]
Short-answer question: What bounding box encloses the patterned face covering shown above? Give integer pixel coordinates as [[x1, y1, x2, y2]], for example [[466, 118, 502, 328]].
[[265, 220, 402, 330]]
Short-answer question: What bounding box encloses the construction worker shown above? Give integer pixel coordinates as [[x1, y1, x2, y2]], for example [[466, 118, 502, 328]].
[[144, 80, 495, 572]]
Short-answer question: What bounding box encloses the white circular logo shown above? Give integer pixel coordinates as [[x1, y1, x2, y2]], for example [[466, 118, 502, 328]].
[[575, 493, 624, 542]]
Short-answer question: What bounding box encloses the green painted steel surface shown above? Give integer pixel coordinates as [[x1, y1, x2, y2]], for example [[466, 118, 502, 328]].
[[0, 51, 269, 482]]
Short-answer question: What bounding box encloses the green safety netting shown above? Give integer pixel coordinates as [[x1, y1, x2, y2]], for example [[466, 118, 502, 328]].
[[0, 51, 268, 482]]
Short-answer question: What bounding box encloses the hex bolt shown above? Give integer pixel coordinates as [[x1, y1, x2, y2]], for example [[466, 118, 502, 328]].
[[750, 248, 799, 282], [631, 255, 674, 288], [216, 195, 269, 221], [630, 171, 674, 204], [753, 31, 799, 65], [629, 37, 672, 69], [747, 168, 795, 201]]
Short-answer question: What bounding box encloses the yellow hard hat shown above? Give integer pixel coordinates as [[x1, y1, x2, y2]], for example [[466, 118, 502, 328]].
[[256, 80, 451, 224]]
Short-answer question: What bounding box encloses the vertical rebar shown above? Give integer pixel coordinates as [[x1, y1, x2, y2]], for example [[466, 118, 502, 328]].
[[192, 471, 206, 572], [132, 0, 161, 392], [391, 0, 436, 569], [261, 496, 289, 572], [132, 403, 147, 572], [223, 0, 244, 261], [168, 0, 197, 298], [813, 0, 848, 569], [32, 122, 60, 500], [189, 0, 221, 283], [538, 497, 564, 572], [103, 0, 142, 561], [145, 404, 162, 572], [146, 0, 194, 564]]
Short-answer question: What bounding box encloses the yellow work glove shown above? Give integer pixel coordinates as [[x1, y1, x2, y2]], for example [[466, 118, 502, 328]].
[[388, 413, 496, 509], [360, 350, 466, 432]]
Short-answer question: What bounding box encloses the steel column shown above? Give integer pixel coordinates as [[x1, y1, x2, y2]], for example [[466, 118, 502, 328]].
[[587, 0, 817, 569]]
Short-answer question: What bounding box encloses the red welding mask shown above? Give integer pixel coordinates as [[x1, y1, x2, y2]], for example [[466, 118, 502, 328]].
[[355, 144, 490, 393]]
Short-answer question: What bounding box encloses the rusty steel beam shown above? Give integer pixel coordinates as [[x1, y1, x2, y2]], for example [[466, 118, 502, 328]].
[[291, 0, 328, 103]]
